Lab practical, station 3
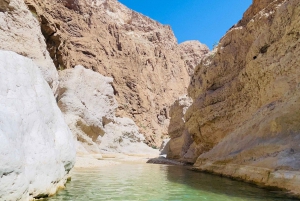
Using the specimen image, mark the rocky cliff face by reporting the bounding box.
[57,65,158,155]
[0,50,76,201]
[172,0,300,195]
[24,0,208,145]
[0,1,76,200]
[0,0,58,92]
[166,95,195,163]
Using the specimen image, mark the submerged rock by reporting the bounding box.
[0,50,76,201]
[147,156,187,166]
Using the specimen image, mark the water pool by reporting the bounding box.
[45,163,298,201]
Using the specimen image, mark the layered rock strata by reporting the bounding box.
[0,0,58,91]
[25,0,208,145]
[57,65,158,155]
[174,0,300,195]
[0,50,76,201]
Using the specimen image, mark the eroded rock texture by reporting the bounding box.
[58,66,157,155]
[179,41,209,76]
[167,95,195,163]
[0,0,58,91]
[0,0,9,11]
[0,50,75,201]
[182,0,300,194]
[25,0,208,145]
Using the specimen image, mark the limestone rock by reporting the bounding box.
[0,0,58,92]
[24,0,208,146]
[100,117,157,154]
[167,95,194,162]
[0,50,76,201]
[57,66,157,155]
[182,0,300,194]
[179,41,209,75]
[58,65,117,153]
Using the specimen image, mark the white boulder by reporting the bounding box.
[57,66,157,155]
[0,50,76,201]
[100,117,156,154]
[57,65,117,154]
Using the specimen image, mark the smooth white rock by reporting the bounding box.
[0,50,76,201]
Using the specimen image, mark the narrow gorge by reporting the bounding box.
[0,0,300,200]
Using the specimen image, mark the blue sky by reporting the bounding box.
[118,0,252,49]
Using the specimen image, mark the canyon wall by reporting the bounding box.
[24,0,208,146]
[167,95,195,163]
[0,1,76,200]
[0,50,76,201]
[168,0,300,195]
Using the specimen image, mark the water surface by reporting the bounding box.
[45,163,299,201]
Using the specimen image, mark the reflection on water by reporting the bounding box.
[45,163,299,201]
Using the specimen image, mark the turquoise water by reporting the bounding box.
[45,163,298,201]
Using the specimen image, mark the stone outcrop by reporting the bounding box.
[167,95,195,163]
[24,0,208,146]
[0,0,58,91]
[57,65,117,154]
[57,65,158,155]
[179,41,209,76]
[100,117,156,154]
[0,50,76,201]
[172,0,300,195]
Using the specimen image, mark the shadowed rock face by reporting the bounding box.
[60,0,79,10]
[173,0,300,195]
[0,0,10,12]
[167,95,195,163]
[25,0,208,146]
